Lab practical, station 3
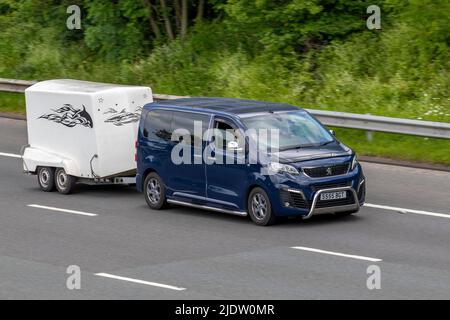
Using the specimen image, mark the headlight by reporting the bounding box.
[268,162,300,175]
[351,154,358,170]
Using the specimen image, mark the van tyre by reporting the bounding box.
[144,172,167,210]
[37,167,55,192]
[248,187,277,226]
[55,168,77,194]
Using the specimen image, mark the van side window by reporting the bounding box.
[144,110,172,141]
[172,111,210,146]
[213,119,243,151]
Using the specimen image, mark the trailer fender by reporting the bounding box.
[22,147,81,177]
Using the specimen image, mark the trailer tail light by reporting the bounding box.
[135,140,138,161]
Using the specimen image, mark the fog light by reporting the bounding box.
[284,202,290,207]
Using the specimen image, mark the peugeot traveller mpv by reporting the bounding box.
[136,98,365,226]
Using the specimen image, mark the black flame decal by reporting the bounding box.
[39,104,93,128]
[104,106,142,126]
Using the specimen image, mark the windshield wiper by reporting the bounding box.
[317,140,334,147]
[279,144,312,151]
[280,140,333,151]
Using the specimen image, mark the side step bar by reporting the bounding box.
[167,199,248,217]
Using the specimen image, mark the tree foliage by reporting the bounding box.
[81,0,214,60]
[0,0,448,123]
[222,0,375,54]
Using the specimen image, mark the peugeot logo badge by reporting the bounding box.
[326,167,333,176]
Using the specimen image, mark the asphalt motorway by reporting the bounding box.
[0,117,449,299]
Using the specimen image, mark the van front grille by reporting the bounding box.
[311,181,351,192]
[303,163,350,178]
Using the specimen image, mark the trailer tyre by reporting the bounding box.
[55,168,77,195]
[144,172,167,210]
[37,167,55,192]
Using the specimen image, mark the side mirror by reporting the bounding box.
[329,129,336,136]
[227,140,243,152]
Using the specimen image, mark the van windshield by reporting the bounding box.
[240,110,334,151]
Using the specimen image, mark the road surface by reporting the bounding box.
[0,117,449,299]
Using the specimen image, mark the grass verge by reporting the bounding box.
[0,92,25,114]
[334,128,450,166]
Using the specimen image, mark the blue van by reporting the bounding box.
[136,98,365,226]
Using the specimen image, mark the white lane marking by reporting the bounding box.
[291,246,382,262]
[95,273,186,291]
[27,204,98,217]
[364,203,450,219]
[0,152,21,158]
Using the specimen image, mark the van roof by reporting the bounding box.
[152,97,300,115]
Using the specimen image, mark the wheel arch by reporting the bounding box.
[141,167,158,189]
[245,183,269,211]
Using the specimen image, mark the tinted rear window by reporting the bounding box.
[144,110,210,144]
[144,110,172,141]
[172,111,210,146]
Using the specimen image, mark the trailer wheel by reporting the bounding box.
[37,167,55,192]
[144,172,167,210]
[55,168,77,194]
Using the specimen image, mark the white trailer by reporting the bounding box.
[22,79,153,194]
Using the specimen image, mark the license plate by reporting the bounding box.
[320,191,347,201]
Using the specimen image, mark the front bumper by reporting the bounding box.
[267,171,366,218]
[302,186,359,219]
